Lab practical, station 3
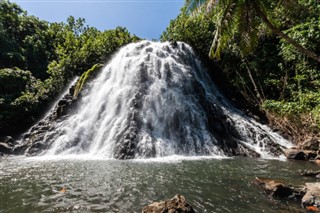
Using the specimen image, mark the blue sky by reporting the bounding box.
[11,0,185,40]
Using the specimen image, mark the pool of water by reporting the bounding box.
[0,156,317,213]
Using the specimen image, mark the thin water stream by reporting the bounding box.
[0,156,316,212]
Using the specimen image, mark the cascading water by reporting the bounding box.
[22,41,291,159]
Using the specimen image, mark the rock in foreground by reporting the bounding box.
[254,177,304,200]
[255,177,320,211]
[302,183,320,208]
[142,194,195,213]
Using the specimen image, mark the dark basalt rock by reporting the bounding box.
[300,170,320,178]
[142,194,195,213]
[254,177,320,211]
[14,83,79,156]
[0,136,15,155]
[0,142,12,154]
[284,148,317,161]
[254,177,305,201]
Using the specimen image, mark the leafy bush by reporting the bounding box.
[161,6,215,57]
[0,1,139,135]
[162,0,320,143]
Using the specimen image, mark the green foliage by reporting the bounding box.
[0,68,46,134]
[54,26,139,82]
[73,63,104,98]
[0,1,139,135]
[0,68,33,101]
[164,0,320,142]
[161,6,215,57]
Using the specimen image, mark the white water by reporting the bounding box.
[38,41,290,159]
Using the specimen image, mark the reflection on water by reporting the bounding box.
[0,156,316,212]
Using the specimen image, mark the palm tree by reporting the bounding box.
[187,0,320,62]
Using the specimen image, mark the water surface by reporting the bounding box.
[0,156,315,212]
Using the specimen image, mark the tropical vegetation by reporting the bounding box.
[0,1,139,135]
[1,0,320,145]
[162,0,320,143]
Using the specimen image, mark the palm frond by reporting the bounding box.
[186,0,207,14]
[237,1,260,54]
[209,0,237,59]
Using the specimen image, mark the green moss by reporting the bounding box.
[73,63,104,98]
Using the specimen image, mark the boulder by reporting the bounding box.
[300,170,320,178]
[302,183,320,209]
[254,177,305,200]
[283,148,317,161]
[142,194,195,213]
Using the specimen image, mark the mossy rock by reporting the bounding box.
[73,64,104,98]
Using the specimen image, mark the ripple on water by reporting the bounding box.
[0,156,317,212]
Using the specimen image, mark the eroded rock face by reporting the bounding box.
[142,194,195,213]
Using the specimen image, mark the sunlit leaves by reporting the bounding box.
[0,1,139,134]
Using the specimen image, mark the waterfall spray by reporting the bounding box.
[22,41,291,159]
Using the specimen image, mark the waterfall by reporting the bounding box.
[23,41,291,159]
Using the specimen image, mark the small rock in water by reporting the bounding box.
[254,177,320,211]
[300,170,320,178]
[254,177,305,200]
[142,194,195,213]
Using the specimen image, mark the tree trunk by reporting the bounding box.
[243,59,264,105]
[252,2,320,63]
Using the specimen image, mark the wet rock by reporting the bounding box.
[1,136,14,144]
[142,194,195,213]
[25,140,46,156]
[0,136,15,154]
[169,39,178,48]
[0,142,13,154]
[284,148,317,160]
[254,177,305,200]
[302,183,320,209]
[300,170,320,178]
